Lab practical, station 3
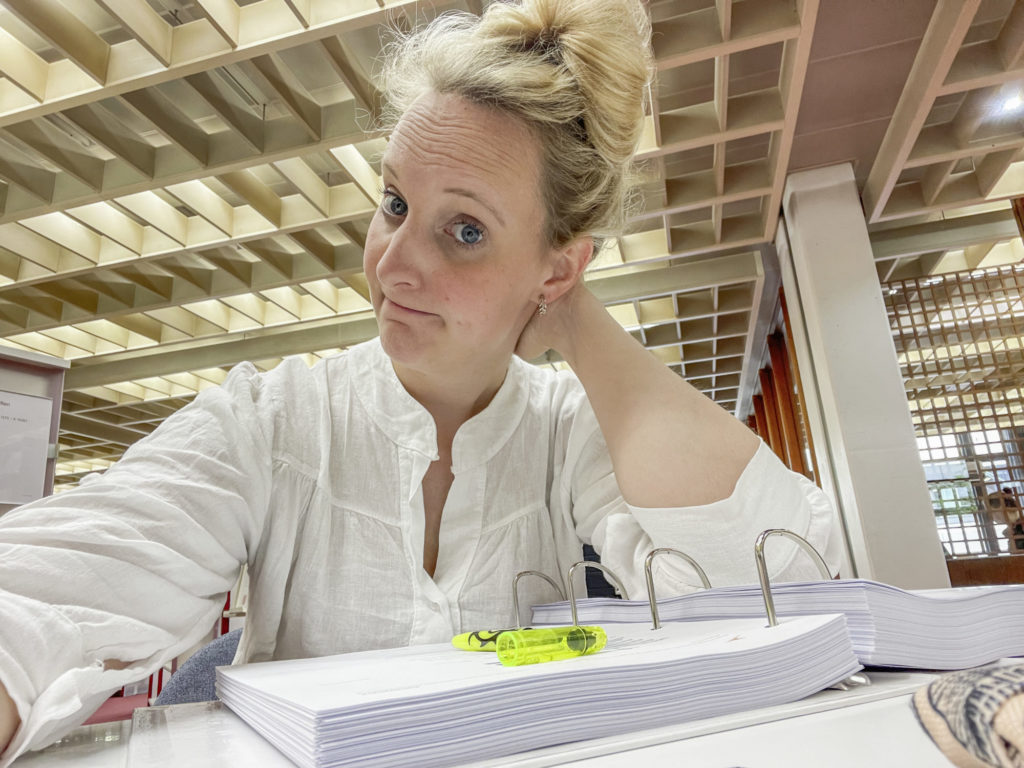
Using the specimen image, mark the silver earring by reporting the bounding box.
[538,295,548,316]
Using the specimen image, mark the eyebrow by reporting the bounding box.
[443,187,506,228]
[381,161,506,228]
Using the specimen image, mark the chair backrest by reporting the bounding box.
[154,629,243,706]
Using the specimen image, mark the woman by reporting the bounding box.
[0,0,840,761]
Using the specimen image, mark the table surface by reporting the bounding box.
[11,720,129,768]
[10,671,953,768]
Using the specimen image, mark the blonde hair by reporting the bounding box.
[379,0,652,248]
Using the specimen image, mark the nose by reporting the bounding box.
[373,218,422,292]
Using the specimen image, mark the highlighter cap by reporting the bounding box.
[495,626,606,667]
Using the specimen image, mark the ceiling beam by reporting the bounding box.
[94,0,174,66]
[587,252,761,304]
[761,0,819,244]
[58,412,148,446]
[183,71,265,153]
[0,184,375,311]
[3,0,111,84]
[941,2,1024,94]
[652,0,800,70]
[193,0,241,48]
[869,209,1019,261]
[62,102,158,178]
[64,314,379,389]
[0,104,370,224]
[861,0,981,223]
[0,26,49,102]
[644,89,785,160]
[0,0,454,128]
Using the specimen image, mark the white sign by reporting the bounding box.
[0,390,53,504]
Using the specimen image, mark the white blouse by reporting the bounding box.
[0,338,841,763]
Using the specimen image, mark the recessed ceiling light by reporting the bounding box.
[1001,94,1023,113]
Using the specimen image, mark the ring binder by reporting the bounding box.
[754,529,870,690]
[512,570,566,629]
[218,602,862,768]
[567,560,629,626]
[643,547,711,630]
[754,528,831,627]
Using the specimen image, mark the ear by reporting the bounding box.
[541,236,593,303]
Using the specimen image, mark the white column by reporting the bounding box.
[777,163,949,589]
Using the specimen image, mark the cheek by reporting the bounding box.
[445,273,527,330]
[437,284,477,322]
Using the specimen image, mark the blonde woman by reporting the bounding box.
[0,0,840,761]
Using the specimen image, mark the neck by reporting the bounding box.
[393,357,510,437]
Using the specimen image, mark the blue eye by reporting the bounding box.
[381,191,408,217]
[452,222,484,246]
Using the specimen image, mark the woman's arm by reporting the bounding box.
[0,359,286,762]
[525,282,759,508]
[0,679,18,757]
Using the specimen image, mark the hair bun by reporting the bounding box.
[480,0,652,166]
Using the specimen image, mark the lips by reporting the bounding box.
[383,296,433,317]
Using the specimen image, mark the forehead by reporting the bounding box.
[384,92,542,201]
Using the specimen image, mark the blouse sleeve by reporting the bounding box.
[0,360,283,766]
[563,395,842,602]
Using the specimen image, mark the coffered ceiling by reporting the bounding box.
[0,0,1020,488]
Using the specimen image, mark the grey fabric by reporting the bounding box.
[154,630,242,706]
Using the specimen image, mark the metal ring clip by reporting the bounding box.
[754,528,831,627]
[644,547,712,630]
[566,561,629,626]
[755,530,870,690]
[512,570,566,629]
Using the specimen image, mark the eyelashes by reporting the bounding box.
[447,221,484,246]
[380,189,408,217]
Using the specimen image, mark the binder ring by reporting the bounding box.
[512,570,566,629]
[755,531,870,690]
[754,528,831,627]
[567,561,629,626]
[644,547,712,630]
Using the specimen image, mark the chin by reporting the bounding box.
[377,326,429,368]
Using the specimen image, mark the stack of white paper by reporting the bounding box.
[531,580,1024,669]
[217,614,860,768]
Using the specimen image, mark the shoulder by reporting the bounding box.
[199,342,371,424]
[507,358,598,430]
[236,338,382,392]
[214,355,321,407]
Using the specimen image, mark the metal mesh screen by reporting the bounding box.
[884,263,1024,557]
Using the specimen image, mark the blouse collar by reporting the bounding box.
[348,338,531,472]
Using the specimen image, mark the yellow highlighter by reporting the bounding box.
[495,625,606,667]
[451,629,515,651]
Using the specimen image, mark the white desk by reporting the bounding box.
[502,695,947,767]
[10,720,129,768]
[468,671,950,768]
[11,672,953,767]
